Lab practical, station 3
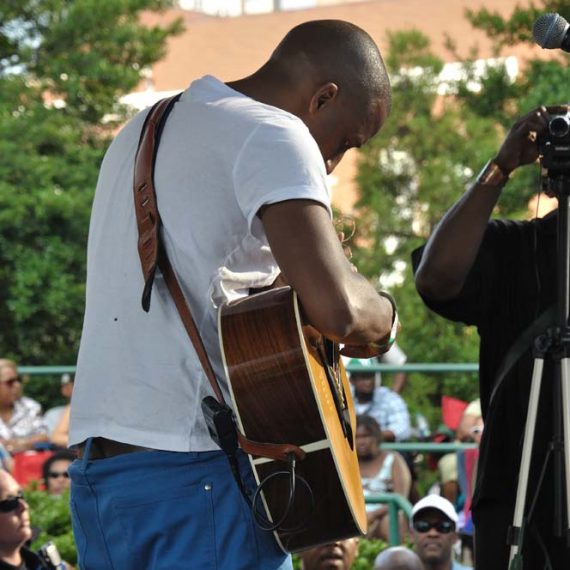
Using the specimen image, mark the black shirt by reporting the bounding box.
[412,212,559,508]
[0,547,47,570]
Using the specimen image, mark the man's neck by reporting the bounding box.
[226,67,299,116]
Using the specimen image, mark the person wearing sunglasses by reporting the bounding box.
[0,359,49,456]
[0,470,72,569]
[0,469,37,569]
[410,495,472,570]
[41,451,75,497]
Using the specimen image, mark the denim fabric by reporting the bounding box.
[69,443,292,570]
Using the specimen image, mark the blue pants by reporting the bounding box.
[69,441,292,570]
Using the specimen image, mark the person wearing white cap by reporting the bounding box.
[410,495,472,570]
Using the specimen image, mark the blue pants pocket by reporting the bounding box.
[112,482,216,570]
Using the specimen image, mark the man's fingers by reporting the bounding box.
[545,104,570,116]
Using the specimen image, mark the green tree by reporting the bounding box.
[26,487,77,564]
[353,29,490,423]
[352,1,569,426]
[0,1,182,365]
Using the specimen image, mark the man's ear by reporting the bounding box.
[309,82,339,114]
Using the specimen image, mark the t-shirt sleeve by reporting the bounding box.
[232,119,332,240]
[411,219,523,327]
[380,342,407,365]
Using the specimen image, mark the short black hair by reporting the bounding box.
[272,19,391,109]
[356,414,383,442]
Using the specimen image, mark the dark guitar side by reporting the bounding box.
[218,286,366,552]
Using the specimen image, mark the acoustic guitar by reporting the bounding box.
[218,286,367,552]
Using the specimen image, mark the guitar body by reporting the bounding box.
[218,286,366,552]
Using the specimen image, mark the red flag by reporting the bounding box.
[441,395,468,430]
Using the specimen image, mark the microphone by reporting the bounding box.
[533,13,570,52]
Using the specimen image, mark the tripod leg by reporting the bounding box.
[561,357,570,542]
[509,357,545,566]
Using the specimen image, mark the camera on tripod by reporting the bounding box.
[538,109,570,177]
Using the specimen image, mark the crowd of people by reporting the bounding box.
[298,494,471,569]
[347,351,480,569]
[0,359,73,456]
[0,359,76,568]
[0,354,480,569]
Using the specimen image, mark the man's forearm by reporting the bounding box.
[391,372,407,393]
[415,169,503,301]
[416,105,554,301]
[5,433,48,454]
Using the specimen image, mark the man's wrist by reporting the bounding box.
[368,291,399,353]
[475,159,510,188]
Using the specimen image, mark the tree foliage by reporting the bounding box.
[0,1,182,365]
[352,1,570,425]
[26,486,77,564]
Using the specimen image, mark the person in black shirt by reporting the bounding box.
[0,548,47,570]
[0,470,46,570]
[0,470,69,570]
[413,104,570,569]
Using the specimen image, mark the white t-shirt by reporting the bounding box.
[69,76,331,451]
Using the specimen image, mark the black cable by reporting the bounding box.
[225,448,316,534]
[516,443,554,570]
[525,444,552,524]
[252,464,295,531]
[251,454,315,533]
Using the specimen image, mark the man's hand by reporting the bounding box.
[495,105,569,175]
[342,292,399,358]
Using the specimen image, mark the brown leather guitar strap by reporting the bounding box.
[133,95,305,464]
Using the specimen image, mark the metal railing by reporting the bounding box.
[19,366,76,375]
[382,442,477,452]
[18,362,480,377]
[347,362,479,373]
[365,492,413,545]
